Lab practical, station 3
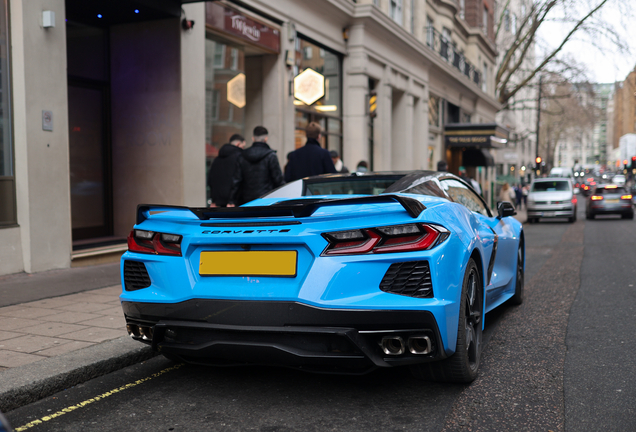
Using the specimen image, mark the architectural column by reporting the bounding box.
[391,91,412,170]
[375,66,393,170]
[180,2,206,207]
[343,70,369,172]
[10,0,71,273]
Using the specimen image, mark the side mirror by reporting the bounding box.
[497,201,516,219]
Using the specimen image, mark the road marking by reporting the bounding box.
[15,363,184,431]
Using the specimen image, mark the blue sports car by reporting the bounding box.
[120,171,524,383]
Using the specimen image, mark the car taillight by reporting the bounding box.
[571,197,577,204]
[322,223,449,256]
[127,230,182,256]
[621,194,633,200]
[591,195,603,201]
[583,185,589,190]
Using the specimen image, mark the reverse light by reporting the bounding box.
[591,195,603,201]
[128,230,182,256]
[322,223,449,256]
[621,194,633,200]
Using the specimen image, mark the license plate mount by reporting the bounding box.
[199,251,297,277]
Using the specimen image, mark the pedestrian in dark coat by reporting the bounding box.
[284,122,337,182]
[207,134,245,207]
[228,126,284,206]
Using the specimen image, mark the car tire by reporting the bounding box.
[411,258,482,383]
[622,213,634,220]
[509,242,524,306]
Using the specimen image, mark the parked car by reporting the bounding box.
[526,177,577,223]
[120,171,524,383]
[586,185,634,219]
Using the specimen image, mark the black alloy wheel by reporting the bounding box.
[411,258,482,383]
[510,242,524,305]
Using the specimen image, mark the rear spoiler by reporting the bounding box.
[136,195,425,224]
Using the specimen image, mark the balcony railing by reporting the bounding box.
[425,26,481,88]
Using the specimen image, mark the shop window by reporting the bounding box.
[230,48,239,70]
[213,44,226,68]
[426,16,434,46]
[390,0,403,26]
[205,38,246,202]
[293,37,343,156]
[0,0,15,226]
[428,95,440,128]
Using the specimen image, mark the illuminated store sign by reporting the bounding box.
[293,68,325,106]
[227,73,246,108]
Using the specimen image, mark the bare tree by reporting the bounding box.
[495,0,629,109]
[538,74,599,170]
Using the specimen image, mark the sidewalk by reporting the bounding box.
[0,264,154,412]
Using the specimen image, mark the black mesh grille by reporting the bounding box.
[379,261,433,298]
[124,260,151,291]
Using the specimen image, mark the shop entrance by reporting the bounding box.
[66,23,113,243]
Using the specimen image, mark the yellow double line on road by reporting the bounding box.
[15,363,184,431]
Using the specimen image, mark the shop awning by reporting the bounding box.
[444,123,509,149]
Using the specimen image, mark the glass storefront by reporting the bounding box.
[0,0,14,225]
[293,37,342,156]
[205,38,246,202]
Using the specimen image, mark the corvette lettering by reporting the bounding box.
[202,229,291,234]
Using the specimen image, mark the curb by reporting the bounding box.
[0,336,156,413]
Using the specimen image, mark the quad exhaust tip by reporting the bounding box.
[408,335,432,355]
[380,335,432,356]
[380,336,405,355]
[126,324,153,341]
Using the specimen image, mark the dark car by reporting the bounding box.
[586,185,634,219]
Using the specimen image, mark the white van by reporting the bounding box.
[549,167,574,178]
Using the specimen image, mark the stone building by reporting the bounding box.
[0,0,502,276]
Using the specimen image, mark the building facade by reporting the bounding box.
[0,0,501,276]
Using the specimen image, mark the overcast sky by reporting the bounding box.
[537,0,635,84]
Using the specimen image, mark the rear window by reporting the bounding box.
[305,178,399,196]
[531,181,570,192]
[594,187,627,195]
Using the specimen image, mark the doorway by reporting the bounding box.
[67,22,113,242]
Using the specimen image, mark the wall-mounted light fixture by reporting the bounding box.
[42,10,55,28]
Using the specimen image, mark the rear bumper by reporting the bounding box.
[122,299,445,373]
[588,203,633,216]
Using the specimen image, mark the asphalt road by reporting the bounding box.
[6,206,636,432]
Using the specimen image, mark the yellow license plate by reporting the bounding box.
[605,199,619,204]
[199,251,297,277]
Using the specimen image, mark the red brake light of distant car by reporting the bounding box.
[590,182,596,186]
[128,230,182,256]
[587,177,594,182]
[591,195,603,201]
[621,194,633,200]
[583,185,589,190]
[322,223,449,256]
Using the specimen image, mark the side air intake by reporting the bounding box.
[123,260,151,291]
[379,261,433,298]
